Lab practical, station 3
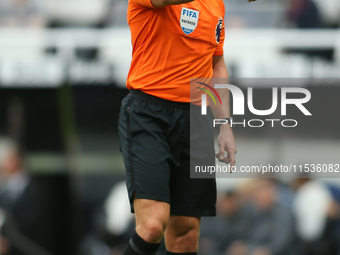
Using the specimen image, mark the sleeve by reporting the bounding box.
[130,0,157,8]
[213,8,225,56]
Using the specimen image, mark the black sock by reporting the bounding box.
[123,231,161,255]
[166,252,197,255]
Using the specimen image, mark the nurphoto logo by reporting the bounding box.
[197,82,312,128]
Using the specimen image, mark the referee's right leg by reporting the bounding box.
[118,95,170,255]
[122,199,169,255]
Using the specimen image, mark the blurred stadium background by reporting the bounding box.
[0,0,340,255]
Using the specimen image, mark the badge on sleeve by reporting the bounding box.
[180,7,199,35]
[215,18,223,43]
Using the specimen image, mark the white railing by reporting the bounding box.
[0,28,340,87]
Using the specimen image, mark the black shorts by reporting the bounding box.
[118,89,216,217]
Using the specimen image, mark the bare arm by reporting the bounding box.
[210,55,230,119]
[209,55,237,167]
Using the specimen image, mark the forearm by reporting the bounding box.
[209,56,230,119]
[210,55,237,166]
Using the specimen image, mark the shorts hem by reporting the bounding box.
[130,192,170,213]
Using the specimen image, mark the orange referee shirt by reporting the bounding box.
[126,0,225,102]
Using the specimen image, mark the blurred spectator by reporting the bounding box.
[292,178,340,255]
[275,180,295,208]
[286,0,321,28]
[200,190,252,255]
[228,179,297,255]
[0,138,51,255]
[284,0,334,60]
[0,0,46,28]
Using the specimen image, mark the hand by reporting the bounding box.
[215,124,237,168]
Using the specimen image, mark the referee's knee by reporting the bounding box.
[136,219,167,243]
[178,228,199,251]
[165,227,200,252]
[134,199,170,243]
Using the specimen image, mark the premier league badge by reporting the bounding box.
[180,7,199,35]
[215,18,223,43]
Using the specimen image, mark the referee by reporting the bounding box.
[118,0,254,253]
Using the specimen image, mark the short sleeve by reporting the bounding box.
[130,0,157,8]
[213,8,225,56]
